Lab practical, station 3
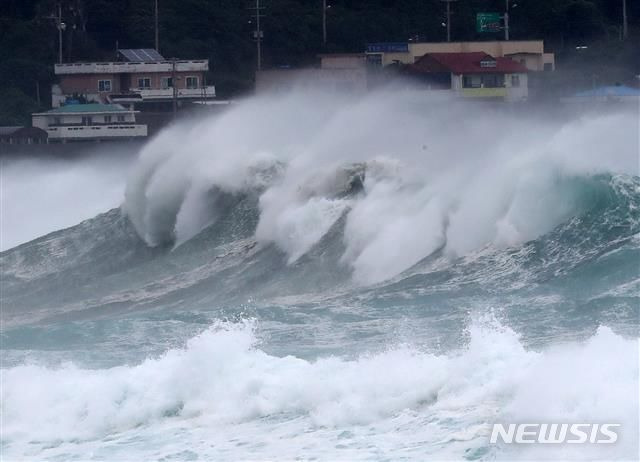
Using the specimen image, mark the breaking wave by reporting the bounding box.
[2,319,638,461]
[124,91,638,284]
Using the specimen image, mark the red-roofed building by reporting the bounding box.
[407,52,529,102]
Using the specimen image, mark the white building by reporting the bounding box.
[32,104,147,142]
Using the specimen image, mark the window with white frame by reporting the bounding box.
[98,80,112,92]
[186,76,198,89]
[104,115,112,123]
[117,115,126,122]
[511,75,520,88]
[137,77,151,89]
[161,77,173,89]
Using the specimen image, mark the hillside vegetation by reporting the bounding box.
[1,0,638,124]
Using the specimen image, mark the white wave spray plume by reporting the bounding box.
[124,89,638,284]
[1,150,136,251]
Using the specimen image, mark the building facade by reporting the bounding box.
[52,49,216,111]
[32,104,147,142]
[366,40,554,72]
[407,52,529,102]
[255,54,369,94]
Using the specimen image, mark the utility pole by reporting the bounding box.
[249,0,265,71]
[622,0,628,39]
[322,0,327,46]
[504,0,510,41]
[172,58,177,118]
[58,3,63,63]
[441,0,456,42]
[46,4,66,64]
[155,0,159,52]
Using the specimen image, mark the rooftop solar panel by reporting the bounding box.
[118,49,165,62]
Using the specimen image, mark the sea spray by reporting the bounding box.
[124,91,638,284]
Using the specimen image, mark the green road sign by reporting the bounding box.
[477,13,502,33]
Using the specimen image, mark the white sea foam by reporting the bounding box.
[2,319,637,460]
[123,91,638,284]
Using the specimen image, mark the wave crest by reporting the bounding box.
[123,91,638,284]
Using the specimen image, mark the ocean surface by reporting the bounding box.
[1,91,639,461]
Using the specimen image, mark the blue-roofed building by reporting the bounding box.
[32,103,147,142]
[562,85,640,104]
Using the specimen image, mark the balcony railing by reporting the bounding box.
[128,86,217,99]
[46,124,147,139]
[54,60,208,75]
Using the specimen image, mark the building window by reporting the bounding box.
[105,115,112,123]
[53,116,62,125]
[511,75,520,88]
[161,77,173,89]
[137,78,151,89]
[463,75,481,88]
[483,74,504,88]
[98,80,112,92]
[463,74,504,89]
[366,54,382,67]
[117,115,126,122]
[82,116,93,125]
[186,76,199,89]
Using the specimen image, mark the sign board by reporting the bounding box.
[476,13,502,33]
[366,43,409,53]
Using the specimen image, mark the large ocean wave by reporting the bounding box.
[124,91,637,284]
[1,90,638,461]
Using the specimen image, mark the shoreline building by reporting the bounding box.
[561,85,640,105]
[32,104,147,143]
[406,52,529,102]
[52,49,216,112]
[365,40,554,72]
[256,54,369,94]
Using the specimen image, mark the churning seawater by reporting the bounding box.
[1,91,639,461]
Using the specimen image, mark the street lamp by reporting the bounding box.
[504,0,518,40]
[57,21,67,64]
